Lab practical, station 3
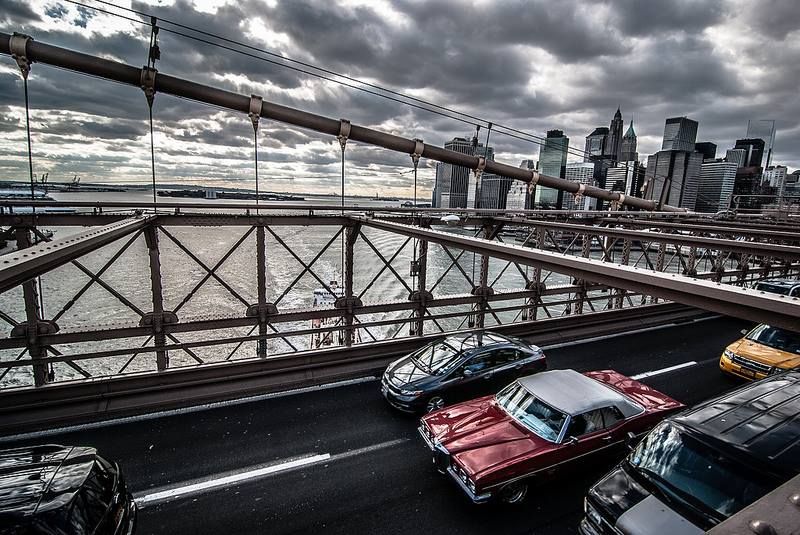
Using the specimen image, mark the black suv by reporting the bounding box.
[580,371,800,534]
[0,444,136,534]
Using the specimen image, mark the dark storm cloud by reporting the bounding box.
[1,0,799,188]
[747,0,800,40]
[608,0,727,36]
[0,0,42,24]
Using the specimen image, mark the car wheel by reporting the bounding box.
[426,396,445,413]
[498,481,528,504]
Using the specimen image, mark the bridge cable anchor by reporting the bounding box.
[9,33,33,79]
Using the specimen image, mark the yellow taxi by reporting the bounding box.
[720,324,800,381]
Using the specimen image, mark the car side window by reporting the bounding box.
[566,409,605,437]
[493,348,520,364]
[599,406,625,428]
[463,352,494,375]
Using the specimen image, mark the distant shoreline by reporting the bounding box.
[0,180,416,201]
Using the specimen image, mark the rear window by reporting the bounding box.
[755,282,792,295]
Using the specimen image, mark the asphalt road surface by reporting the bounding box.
[2,316,752,534]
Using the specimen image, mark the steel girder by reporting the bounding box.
[492,218,800,260]
[360,218,800,331]
[0,216,153,293]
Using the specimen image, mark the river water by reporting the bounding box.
[1,190,579,387]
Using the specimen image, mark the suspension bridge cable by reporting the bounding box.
[55,0,712,206]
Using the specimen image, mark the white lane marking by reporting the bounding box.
[0,376,378,443]
[134,438,408,508]
[631,361,698,380]
[540,315,718,350]
[135,454,330,508]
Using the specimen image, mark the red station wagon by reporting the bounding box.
[419,369,684,504]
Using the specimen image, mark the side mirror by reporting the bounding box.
[741,329,748,336]
[565,436,579,446]
[626,431,637,451]
[463,368,474,377]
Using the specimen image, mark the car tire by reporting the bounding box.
[498,481,528,504]
[426,396,445,413]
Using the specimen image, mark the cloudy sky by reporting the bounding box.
[1,0,798,197]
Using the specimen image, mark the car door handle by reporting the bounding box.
[514,363,523,370]
[483,373,493,380]
[601,435,613,442]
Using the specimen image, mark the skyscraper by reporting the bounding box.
[432,136,494,209]
[725,148,747,168]
[506,160,536,210]
[733,138,765,168]
[537,130,569,208]
[697,160,738,213]
[694,142,717,161]
[564,162,595,210]
[584,127,609,161]
[661,117,699,151]
[606,161,646,198]
[746,120,776,168]
[646,117,702,210]
[466,143,495,208]
[605,107,624,161]
[620,120,638,162]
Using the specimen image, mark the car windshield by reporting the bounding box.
[746,324,800,354]
[409,341,459,375]
[495,382,567,442]
[629,422,775,520]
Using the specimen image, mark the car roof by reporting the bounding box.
[517,369,631,416]
[673,371,800,475]
[442,332,516,353]
[755,279,800,290]
[0,444,96,519]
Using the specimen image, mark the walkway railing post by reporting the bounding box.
[14,228,48,386]
[144,225,168,370]
[614,238,632,309]
[414,226,429,337]
[256,225,268,358]
[342,223,360,346]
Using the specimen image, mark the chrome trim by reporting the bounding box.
[417,424,435,451]
[731,354,771,374]
[446,466,492,503]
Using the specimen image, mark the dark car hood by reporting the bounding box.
[430,397,554,478]
[0,445,97,519]
[385,356,432,387]
[589,464,706,534]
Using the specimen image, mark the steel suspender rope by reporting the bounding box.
[249,94,263,213]
[143,18,160,207]
[11,32,54,382]
[337,119,350,312]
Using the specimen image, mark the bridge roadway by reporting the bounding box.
[1,317,751,534]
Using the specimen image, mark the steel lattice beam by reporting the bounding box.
[360,218,800,331]
[0,216,153,293]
